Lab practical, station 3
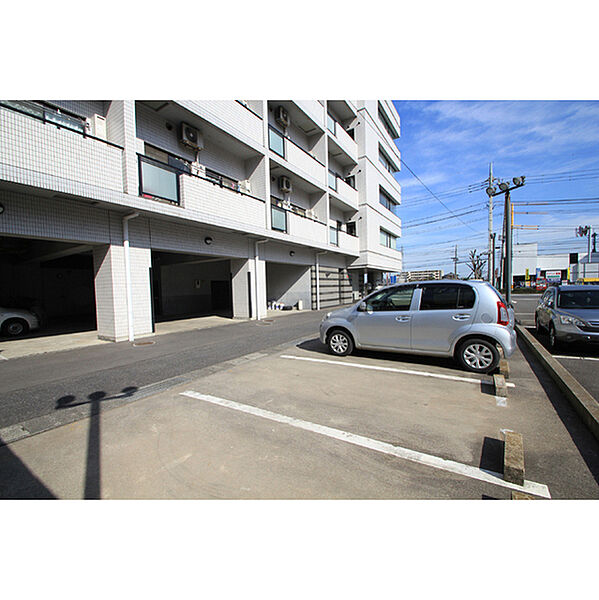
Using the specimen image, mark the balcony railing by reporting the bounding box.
[294,100,325,130]
[176,100,263,146]
[271,205,287,232]
[329,226,339,246]
[270,197,327,243]
[269,126,326,185]
[138,155,181,204]
[180,171,266,229]
[338,230,359,254]
[0,102,124,195]
[330,176,359,211]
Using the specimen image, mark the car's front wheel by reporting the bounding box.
[327,329,354,357]
[456,338,500,374]
[1,318,29,338]
[535,314,544,334]
[548,323,561,352]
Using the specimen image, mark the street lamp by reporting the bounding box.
[486,176,525,304]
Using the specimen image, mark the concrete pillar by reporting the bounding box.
[231,253,267,320]
[105,101,138,195]
[92,214,152,342]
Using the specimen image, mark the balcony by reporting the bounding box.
[0,102,124,199]
[269,127,326,187]
[338,230,359,255]
[292,101,325,131]
[175,100,263,148]
[179,170,266,230]
[327,120,358,165]
[271,200,327,245]
[329,175,358,212]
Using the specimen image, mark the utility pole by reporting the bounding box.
[453,245,458,278]
[490,232,496,287]
[487,163,494,281]
[487,175,526,304]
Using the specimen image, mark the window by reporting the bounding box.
[420,285,475,311]
[145,143,191,174]
[378,102,398,139]
[328,170,337,191]
[557,290,599,309]
[379,147,397,173]
[271,205,287,232]
[327,113,337,134]
[269,127,285,158]
[330,226,339,246]
[139,156,180,204]
[380,228,398,249]
[344,175,356,189]
[366,286,414,312]
[346,222,356,237]
[379,187,399,215]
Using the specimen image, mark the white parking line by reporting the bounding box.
[181,390,549,498]
[279,354,516,388]
[553,355,599,362]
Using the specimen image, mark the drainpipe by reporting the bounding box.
[315,251,328,310]
[254,239,268,320]
[122,212,139,342]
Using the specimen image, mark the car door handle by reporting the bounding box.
[395,316,411,322]
[452,314,471,321]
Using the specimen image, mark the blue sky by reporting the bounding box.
[391,101,599,277]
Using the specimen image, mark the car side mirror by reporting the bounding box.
[358,302,368,312]
[547,300,554,308]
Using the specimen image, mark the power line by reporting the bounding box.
[400,158,480,232]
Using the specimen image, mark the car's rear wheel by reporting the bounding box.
[456,338,499,374]
[1,318,29,338]
[327,329,354,357]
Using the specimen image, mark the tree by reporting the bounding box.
[466,250,486,280]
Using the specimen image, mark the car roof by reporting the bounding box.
[557,285,599,291]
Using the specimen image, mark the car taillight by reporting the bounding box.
[497,301,509,326]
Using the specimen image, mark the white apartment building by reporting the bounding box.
[0,100,402,342]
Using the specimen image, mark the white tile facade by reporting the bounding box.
[0,99,401,339]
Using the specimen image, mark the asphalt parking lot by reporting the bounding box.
[513,294,599,402]
[2,330,598,499]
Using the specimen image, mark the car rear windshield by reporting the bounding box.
[557,290,599,309]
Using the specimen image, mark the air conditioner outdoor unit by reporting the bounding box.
[275,105,290,129]
[91,114,107,139]
[238,179,252,194]
[279,175,292,193]
[180,122,204,150]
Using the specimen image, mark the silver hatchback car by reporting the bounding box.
[534,284,599,350]
[319,280,516,373]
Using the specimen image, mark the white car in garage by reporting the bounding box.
[0,306,40,337]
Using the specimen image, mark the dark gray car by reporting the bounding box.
[535,284,599,350]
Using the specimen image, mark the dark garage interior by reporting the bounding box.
[151,251,232,322]
[0,235,96,338]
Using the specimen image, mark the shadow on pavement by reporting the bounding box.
[0,434,56,499]
[517,337,599,487]
[55,386,138,500]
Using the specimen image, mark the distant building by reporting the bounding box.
[399,269,442,282]
[512,243,570,286]
[570,251,599,283]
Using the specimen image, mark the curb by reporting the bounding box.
[503,430,524,486]
[516,323,599,443]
